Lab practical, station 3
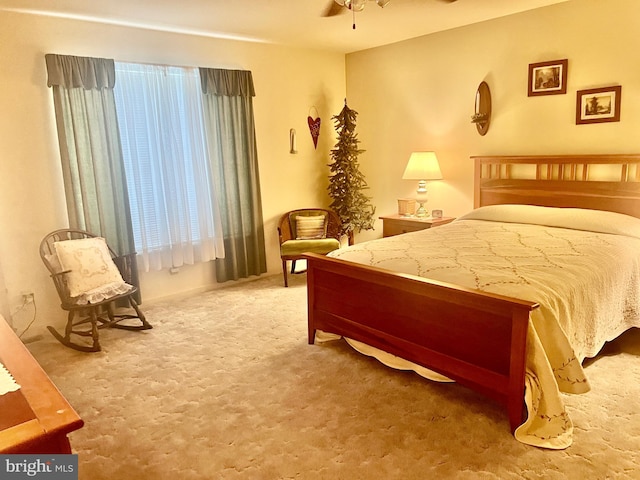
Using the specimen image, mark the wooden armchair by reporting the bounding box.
[39,229,152,352]
[277,209,342,287]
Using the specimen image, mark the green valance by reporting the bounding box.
[199,68,255,97]
[45,54,115,89]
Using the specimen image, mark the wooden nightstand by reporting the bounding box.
[379,215,455,237]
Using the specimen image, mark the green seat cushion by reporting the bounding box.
[280,238,340,256]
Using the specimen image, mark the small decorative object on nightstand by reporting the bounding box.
[397,198,416,216]
[379,214,455,238]
[402,151,443,217]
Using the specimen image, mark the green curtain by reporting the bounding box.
[45,54,140,298]
[199,68,267,282]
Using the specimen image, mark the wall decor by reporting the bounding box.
[471,81,491,136]
[576,85,622,125]
[527,59,568,96]
[307,107,321,149]
[289,128,297,154]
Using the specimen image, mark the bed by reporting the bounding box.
[304,154,640,449]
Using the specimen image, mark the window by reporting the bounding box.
[114,62,224,271]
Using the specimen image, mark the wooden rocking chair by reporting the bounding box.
[39,229,152,352]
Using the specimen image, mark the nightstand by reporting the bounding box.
[379,215,455,237]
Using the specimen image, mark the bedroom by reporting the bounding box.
[1,0,638,320]
[1,0,639,477]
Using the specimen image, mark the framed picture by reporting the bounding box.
[576,86,622,125]
[527,59,568,96]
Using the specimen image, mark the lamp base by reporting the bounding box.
[415,202,428,218]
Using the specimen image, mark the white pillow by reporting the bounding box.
[458,204,640,239]
[295,215,327,240]
[54,237,126,299]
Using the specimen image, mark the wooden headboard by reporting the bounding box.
[473,154,640,219]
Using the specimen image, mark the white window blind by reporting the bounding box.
[114,62,224,272]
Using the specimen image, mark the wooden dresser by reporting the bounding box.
[0,316,83,453]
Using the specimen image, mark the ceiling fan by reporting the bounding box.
[322,0,458,18]
[322,0,388,17]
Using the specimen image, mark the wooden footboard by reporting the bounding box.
[305,253,539,432]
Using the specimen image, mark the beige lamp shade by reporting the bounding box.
[402,151,443,181]
[402,151,442,218]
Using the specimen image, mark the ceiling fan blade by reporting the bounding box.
[322,1,346,17]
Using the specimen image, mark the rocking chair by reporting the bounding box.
[39,229,152,352]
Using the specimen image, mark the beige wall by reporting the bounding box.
[346,0,640,243]
[0,10,345,329]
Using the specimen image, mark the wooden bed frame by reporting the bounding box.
[305,154,640,433]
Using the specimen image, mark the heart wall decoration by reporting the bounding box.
[307,114,321,149]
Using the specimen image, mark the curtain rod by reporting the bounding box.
[114,59,246,72]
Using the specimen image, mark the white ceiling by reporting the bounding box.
[1,0,568,54]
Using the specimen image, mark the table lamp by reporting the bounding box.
[402,151,443,217]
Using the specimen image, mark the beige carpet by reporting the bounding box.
[27,273,640,480]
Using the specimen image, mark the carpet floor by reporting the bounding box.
[27,273,640,479]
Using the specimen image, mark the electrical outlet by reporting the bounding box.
[21,292,35,304]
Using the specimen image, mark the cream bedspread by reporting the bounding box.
[324,205,640,449]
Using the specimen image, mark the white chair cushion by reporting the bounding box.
[54,237,129,303]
